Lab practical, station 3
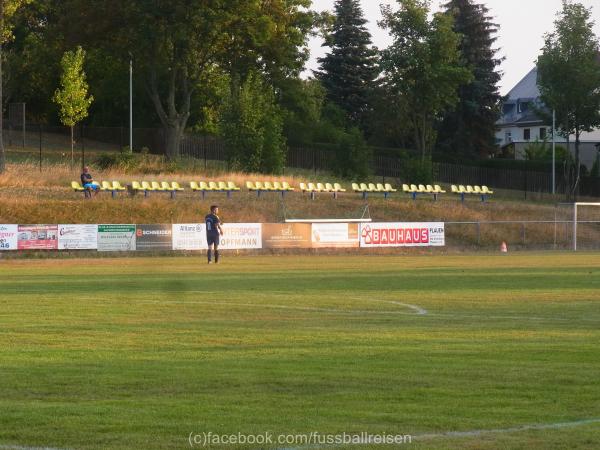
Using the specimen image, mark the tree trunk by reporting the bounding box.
[0,0,5,174]
[70,125,74,170]
[146,67,192,161]
[164,123,183,161]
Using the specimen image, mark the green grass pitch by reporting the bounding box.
[1,254,599,450]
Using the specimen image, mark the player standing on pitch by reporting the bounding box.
[205,205,224,264]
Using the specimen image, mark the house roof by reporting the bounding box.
[505,68,540,101]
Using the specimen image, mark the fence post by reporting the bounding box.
[39,124,42,172]
[476,222,481,245]
[80,125,85,168]
[203,135,207,170]
[521,223,526,245]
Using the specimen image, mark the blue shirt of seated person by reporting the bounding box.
[80,167,99,190]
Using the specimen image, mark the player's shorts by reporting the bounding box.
[83,183,99,190]
[207,233,220,246]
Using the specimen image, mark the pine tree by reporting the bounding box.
[436,0,502,159]
[316,0,378,131]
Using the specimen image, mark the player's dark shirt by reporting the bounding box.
[205,214,221,235]
[81,172,92,185]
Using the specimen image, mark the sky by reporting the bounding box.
[305,0,600,95]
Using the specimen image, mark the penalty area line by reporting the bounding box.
[137,300,427,316]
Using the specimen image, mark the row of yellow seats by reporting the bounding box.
[352,183,397,193]
[131,181,184,192]
[190,181,240,191]
[402,184,446,194]
[300,182,346,193]
[71,180,127,191]
[451,185,494,195]
[246,181,294,191]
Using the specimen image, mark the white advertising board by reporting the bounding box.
[58,224,98,249]
[0,224,18,250]
[172,223,261,250]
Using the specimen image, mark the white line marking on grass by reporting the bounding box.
[0,445,70,450]
[413,417,600,441]
[278,418,600,450]
[138,300,427,316]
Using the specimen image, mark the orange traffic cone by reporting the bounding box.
[500,241,508,253]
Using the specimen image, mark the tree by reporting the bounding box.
[437,0,502,159]
[379,0,472,161]
[537,1,600,199]
[52,46,93,169]
[316,0,378,130]
[112,0,312,160]
[0,0,29,174]
[219,72,286,174]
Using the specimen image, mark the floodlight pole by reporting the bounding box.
[129,54,133,151]
[552,109,556,195]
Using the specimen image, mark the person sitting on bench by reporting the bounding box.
[80,166,99,196]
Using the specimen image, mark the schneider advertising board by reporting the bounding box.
[360,222,445,247]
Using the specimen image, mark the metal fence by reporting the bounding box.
[4,123,600,198]
[444,220,600,250]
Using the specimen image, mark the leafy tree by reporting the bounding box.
[379,0,472,162]
[334,126,372,179]
[437,0,502,158]
[219,72,286,174]
[52,46,93,169]
[537,1,600,199]
[0,0,30,173]
[316,0,378,130]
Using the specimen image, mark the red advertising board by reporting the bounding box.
[17,225,59,250]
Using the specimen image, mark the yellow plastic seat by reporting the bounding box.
[282,181,295,191]
[410,184,419,193]
[308,182,320,192]
[360,183,370,192]
[190,181,201,191]
[227,181,240,191]
[299,182,308,192]
[333,183,346,192]
[141,181,155,191]
[171,181,184,191]
[352,182,361,192]
[112,181,127,191]
[367,183,377,192]
[100,181,112,191]
[132,181,143,191]
[384,183,397,193]
[263,181,275,190]
[272,181,283,191]
[325,183,334,192]
[246,181,256,191]
[160,181,173,191]
[458,185,468,193]
[218,181,228,191]
[466,185,475,194]
[375,183,385,192]
[253,181,264,190]
[150,181,164,191]
[434,184,446,194]
[474,185,483,194]
[208,181,219,190]
[451,185,459,193]
[317,182,327,192]
[417,184,427,193]
[71,181,85,191]
[482,185,494,194]
[403,184,411,193]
